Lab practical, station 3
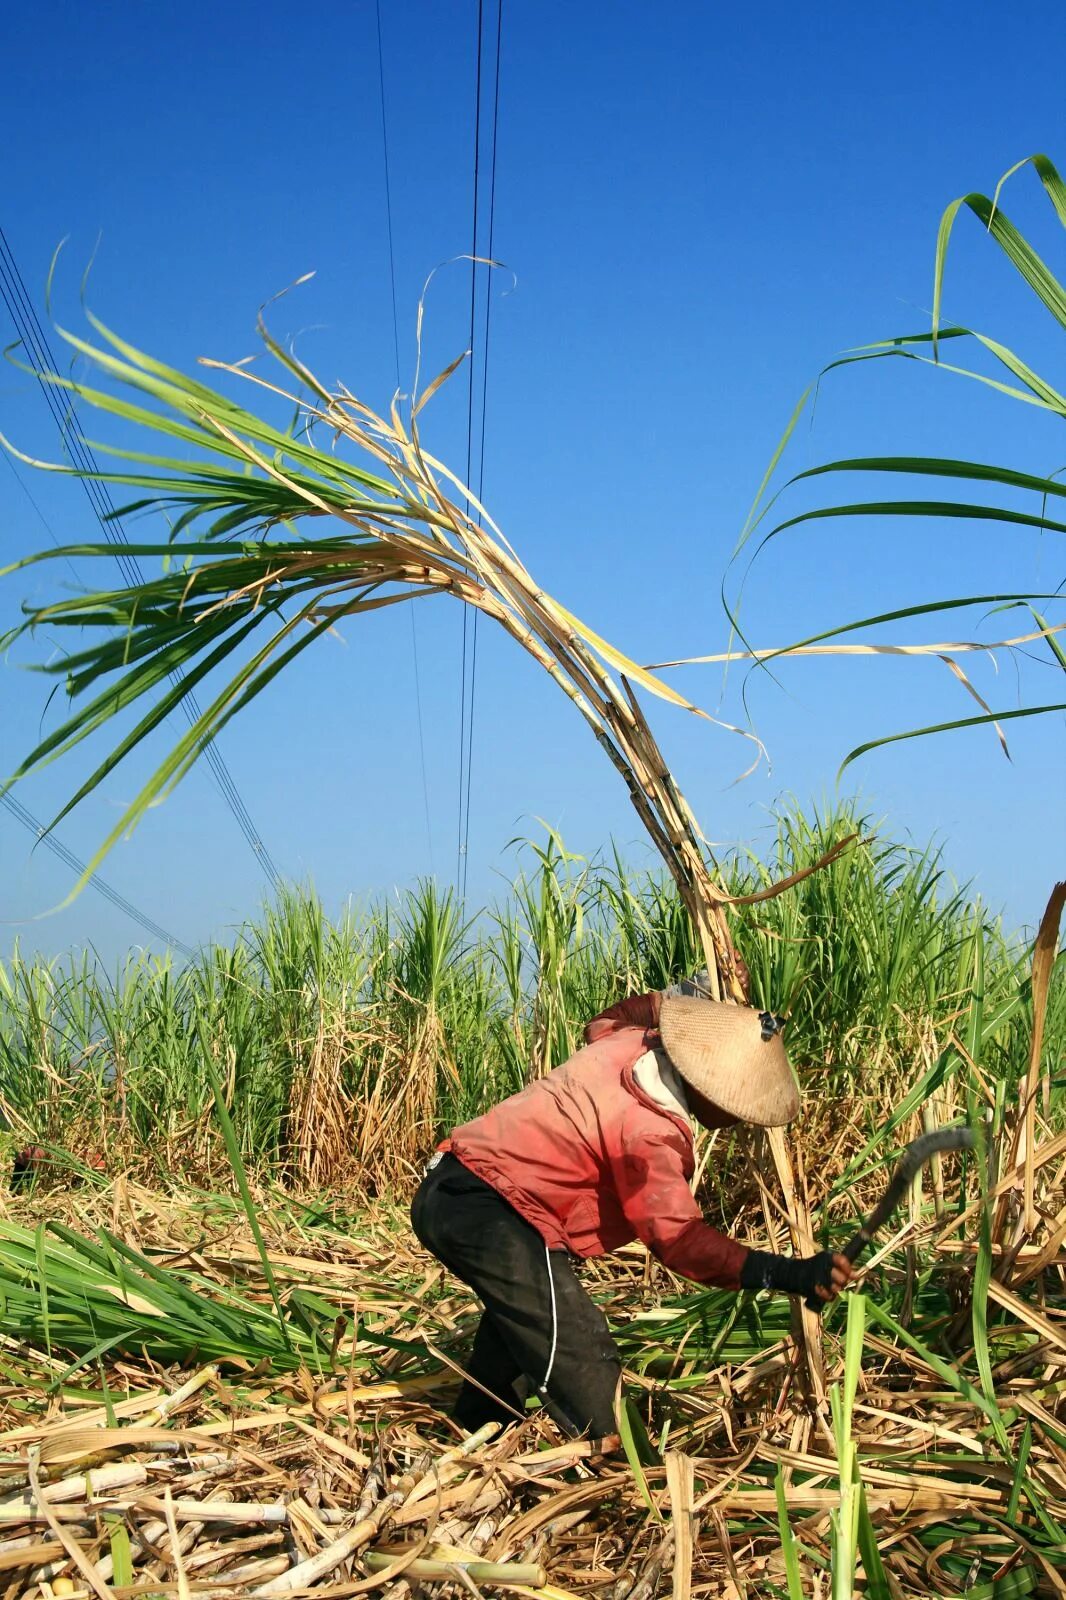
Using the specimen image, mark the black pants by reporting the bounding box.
[411,1153,621,1437]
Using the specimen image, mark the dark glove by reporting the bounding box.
[665,957,751,1003]
[664,968,711,1000]
[740,1248,835,1309]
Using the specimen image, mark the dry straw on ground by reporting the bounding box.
[0,1124,1063,1600]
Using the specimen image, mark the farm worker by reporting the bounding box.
[411,974,853,1439]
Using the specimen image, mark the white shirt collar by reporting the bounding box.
[632,1047,693,1131]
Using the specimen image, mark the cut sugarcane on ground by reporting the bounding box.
[0,1111,1062,1600]
[0,837,1063,1595]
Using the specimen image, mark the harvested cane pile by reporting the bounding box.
[0,1170,1062,1600]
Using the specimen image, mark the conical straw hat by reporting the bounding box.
[658,995,800,1127]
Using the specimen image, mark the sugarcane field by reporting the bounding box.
[1,7,1064,1600]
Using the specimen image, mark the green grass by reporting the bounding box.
[0,800,1061,1600]
[0,799,1060,1194]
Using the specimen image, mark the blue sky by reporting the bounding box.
[2,0,1064,964]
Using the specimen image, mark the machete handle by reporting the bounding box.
[802,1126,974,1315]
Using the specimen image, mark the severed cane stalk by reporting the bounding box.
[0,301,770,999]
[1,295,849,1382]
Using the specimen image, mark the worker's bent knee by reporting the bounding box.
[542,1352,621,1439]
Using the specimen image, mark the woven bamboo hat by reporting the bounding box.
[658,996,800,1127]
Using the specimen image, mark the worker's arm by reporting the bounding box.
[610,1131,852,1301]
[609,1129,749,1289]
[584,991,662,1045]
[665,957,752,1003]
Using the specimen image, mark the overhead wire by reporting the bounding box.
[0,232,282,887]
[375,0,435,871]
[2,446,80,584]
[0,228,283,892]
[456,0,503,901]
[1,791,194,958]
[375,0,403,394]
[1,274,197,954]
[456,0,485,895]
[3,450,195,952]
[461,0,503,897]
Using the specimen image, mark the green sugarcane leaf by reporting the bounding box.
[839,704,1066,777]
[823,336,1066,414]
[964,937,1012,1458]
[35,1223,52,1360]
[829,326,1066,414]
[106,1517,133,1588]
[39,601,341,899]
[933,163,1066,345]
[764,499,1066,549]
[864,1298,1007,1432]
[96,1363,118,1428]
[842,1292,865,1425]
[195,1024,292,1353]
[617,1395,660,1517]
[1007,1421,1033,1525]
[50,1336,133,1392]
[775,1464,806,1600]
[1029,606,1066,673]
[856,1484,891,1600]
[792,456,1066,500]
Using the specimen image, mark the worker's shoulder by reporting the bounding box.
[543,1032,649,1105]
[618,1060,694,1152]
[576,1021,653,1069]
[554,1042,683,1127]
[527,1033,636,1107]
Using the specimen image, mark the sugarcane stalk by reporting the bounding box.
[362,1552,548,1586]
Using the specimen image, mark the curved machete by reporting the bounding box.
[806,1125,975,1313]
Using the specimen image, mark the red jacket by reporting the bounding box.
[442,992,749,1290]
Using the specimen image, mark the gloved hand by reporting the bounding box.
[665,955,752,1003]
[740,1248,851,1305]
[666,968,713,1000]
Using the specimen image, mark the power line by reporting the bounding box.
[462,0,503,895]
[0,233,281,888]
[1,791,194,958]
[2,388,194,956]
[2,446,80,584]
[456,0,486,896]
[375,0,435,873]
[0,228,283,893]
[456,0,503,901]
[375,0,403,395]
